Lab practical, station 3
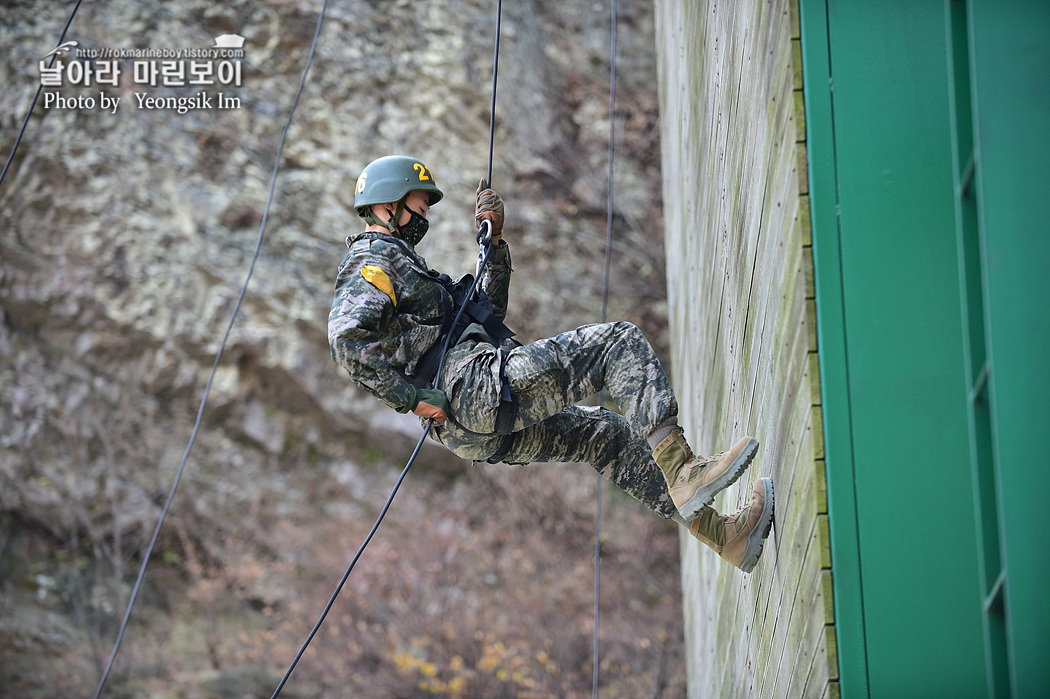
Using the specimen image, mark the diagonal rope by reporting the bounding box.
[91,2,330,696]
[268,418,430,698]
[593,0,618,695]
[0,0,85,189]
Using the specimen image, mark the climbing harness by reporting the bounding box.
[347,230,516,390]
[371,230,522,438]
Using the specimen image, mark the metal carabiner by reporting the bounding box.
[476,218,493,246]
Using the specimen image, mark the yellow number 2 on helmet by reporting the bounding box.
[413,163,431,182]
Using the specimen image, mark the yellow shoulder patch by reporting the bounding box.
[361,265,397,306]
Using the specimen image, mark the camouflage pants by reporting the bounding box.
[433,321,680,520]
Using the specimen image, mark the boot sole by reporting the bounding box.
[678,437,759,521]
[738,477,775,574]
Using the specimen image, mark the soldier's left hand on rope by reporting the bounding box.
[414,400,447,425]
[412,387,450,425]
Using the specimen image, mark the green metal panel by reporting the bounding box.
[802,0,988,696]
[944,2,1009,695]
[966,2,1050,695]
[798,1,869,695]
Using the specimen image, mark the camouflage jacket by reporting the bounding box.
[328,230,513,413]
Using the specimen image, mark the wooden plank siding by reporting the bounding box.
[654,0,836,697]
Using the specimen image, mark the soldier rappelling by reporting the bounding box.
[328,154,775,572]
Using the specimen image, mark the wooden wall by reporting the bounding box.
[653,1,836,697]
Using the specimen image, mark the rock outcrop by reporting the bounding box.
[1,1,682,696]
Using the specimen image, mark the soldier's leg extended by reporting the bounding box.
[498,404,682,522]
[490,405,774,573]
[435,321,774,570]
[505,321,760,521]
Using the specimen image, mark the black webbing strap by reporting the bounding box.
[450,287,515,344]
[485,432,516,464]
[493,346,517,435]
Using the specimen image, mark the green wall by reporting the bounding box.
[802,1,987,696]
[959,3,1050,696]
[659,0,1049,695]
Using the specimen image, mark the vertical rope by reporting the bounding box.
[486,0,503,186]
[593,0,618,695]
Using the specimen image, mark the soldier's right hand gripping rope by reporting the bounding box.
[476,179,505,244]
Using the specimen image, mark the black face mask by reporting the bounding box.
[397,206,430,246]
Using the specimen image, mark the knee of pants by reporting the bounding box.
[609,319,644,342]
[581,408,638,464]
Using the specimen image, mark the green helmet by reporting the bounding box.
[354,155,444,216]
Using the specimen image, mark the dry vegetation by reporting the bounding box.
[3,443,686,698]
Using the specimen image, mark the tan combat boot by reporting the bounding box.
[652,429,759,521]
[688,477,774,573]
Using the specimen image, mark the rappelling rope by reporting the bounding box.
[269,1,504,696]
[485,0,503,186]
[0,0,84,189]
[90,2,330,697]
[592,0,618,696]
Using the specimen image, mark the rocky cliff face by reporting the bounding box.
[0,1,681,696]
